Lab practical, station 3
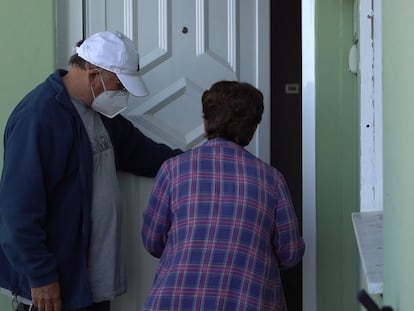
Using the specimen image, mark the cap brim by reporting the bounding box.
[117,73,149,97]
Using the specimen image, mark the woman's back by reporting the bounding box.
[142,138,305,310]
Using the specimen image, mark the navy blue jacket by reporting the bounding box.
[0,70,181,309]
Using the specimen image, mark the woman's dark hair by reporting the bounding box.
[202,80,264,146]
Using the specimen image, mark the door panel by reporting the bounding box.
[84,0,269,154]
[57,0,270,309]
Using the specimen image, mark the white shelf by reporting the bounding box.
[352,211,384,294]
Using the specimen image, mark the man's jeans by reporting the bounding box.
[19,301,110,311]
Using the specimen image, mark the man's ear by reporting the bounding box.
[87,68,99,87]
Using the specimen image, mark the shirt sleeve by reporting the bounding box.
[273,173,306,270]
[141,160,172,258]
[0,114,59,287]
[102,115,183,177]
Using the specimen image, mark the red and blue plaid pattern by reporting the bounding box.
[142,138,305,310]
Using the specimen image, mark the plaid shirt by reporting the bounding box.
[142,138,305,310]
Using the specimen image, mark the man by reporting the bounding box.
[0,31,181,311]
[141,81,305,310]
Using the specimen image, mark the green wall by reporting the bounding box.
[315,0,359,310]
[0,1,55,309]
[382,1,414,310]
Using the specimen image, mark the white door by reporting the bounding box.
[57,0,270,309]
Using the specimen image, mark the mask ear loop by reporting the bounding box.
[89,67,108,99]
[97,70,108,92]
[90,85,97,100]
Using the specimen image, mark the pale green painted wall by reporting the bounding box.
[315,0,359,310]
[0,1,55,309]
[382,1,414,311]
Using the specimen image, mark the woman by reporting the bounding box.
[141,80,305,310]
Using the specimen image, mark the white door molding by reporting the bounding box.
[359,0,383,212]
[302,0,317,310]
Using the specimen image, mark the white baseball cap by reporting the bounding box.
[76,31,148,97]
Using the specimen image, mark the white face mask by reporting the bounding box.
[91,71,129,118]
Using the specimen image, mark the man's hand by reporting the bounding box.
[31,282,61,311]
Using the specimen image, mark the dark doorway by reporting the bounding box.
[270,1,303,311]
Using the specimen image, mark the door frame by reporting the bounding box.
[55,1,318,310]
[301,0,317,310]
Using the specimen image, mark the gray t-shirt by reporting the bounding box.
[72,98,126,302]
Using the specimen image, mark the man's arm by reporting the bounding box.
[0,115,60,293]
[102,115,183,177]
